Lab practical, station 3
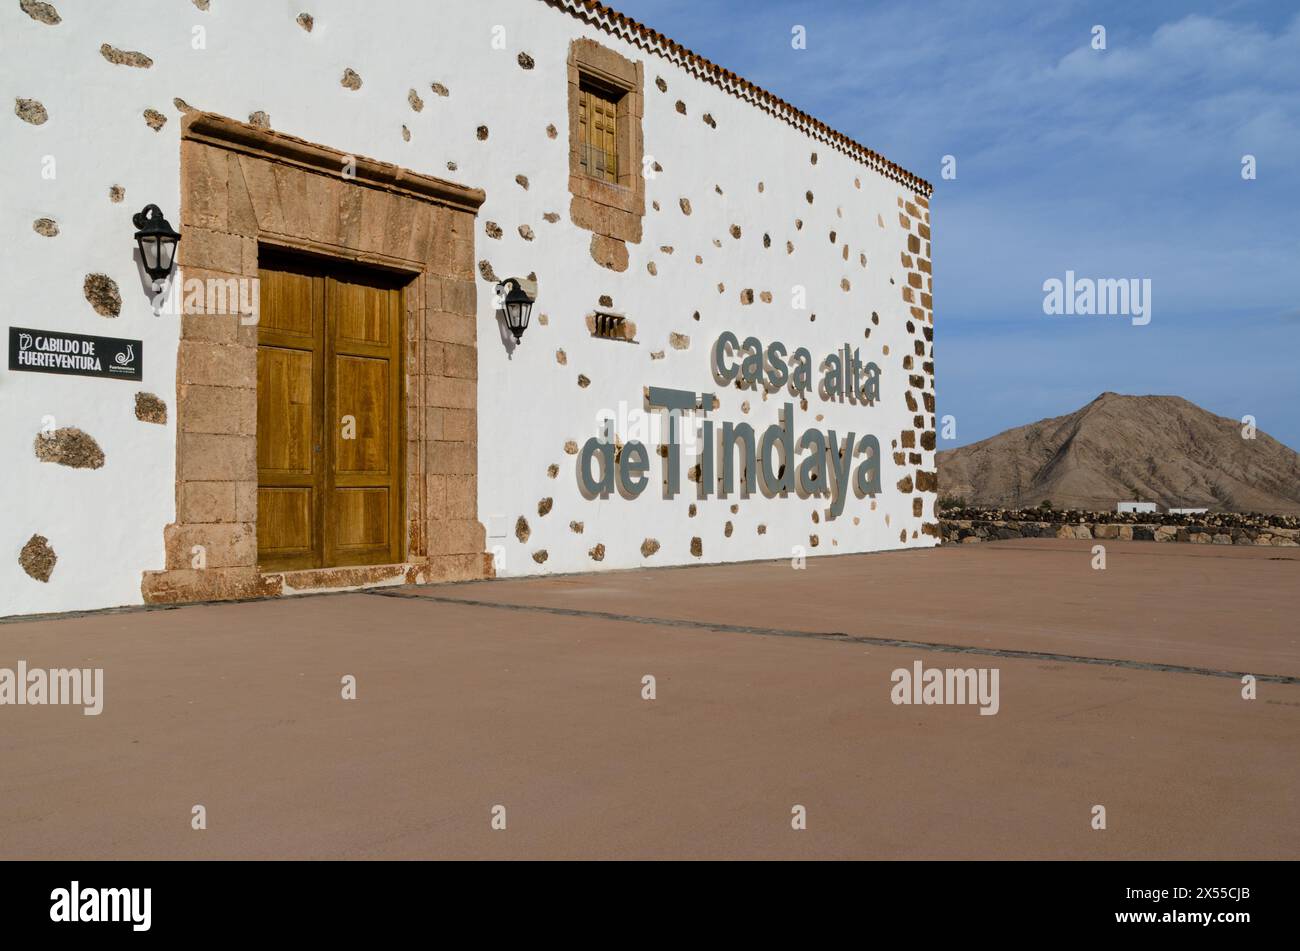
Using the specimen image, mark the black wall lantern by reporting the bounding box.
[132,204,181,286]
[497,277,536,343]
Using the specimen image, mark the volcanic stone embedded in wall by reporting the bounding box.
[248,111,271,129]
[100,44,153,68]
[35,427,105,469]
[484,221,503,240]
[83,273,122,317]
[430,82,449,96]
[589,543,605,562]
[143,108,166,131]
[19,534,57,583]
[532,550,548,564]
[21,1,62,25]
[690,537,703,558]
[32,218,58,237]
[515,516,530,543]
[517,52,535,70]
[296,13,313,31]
[538,497,553,517]
[590,234,628,271]
[15,98,48,125]
[135,392,167,424]
[476,125,489,140]
[408,89,424,112]
[641,538,660,557]
[341,68,362,90]
[109,184,125,203]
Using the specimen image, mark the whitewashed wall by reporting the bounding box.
[1,0,934,616]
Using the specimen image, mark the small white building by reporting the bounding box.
[1117,501,1158,513]
[1168,507,1209,515]
[3,0,937,618]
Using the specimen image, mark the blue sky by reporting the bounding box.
[612,0,1300,450]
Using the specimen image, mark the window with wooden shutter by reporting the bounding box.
[566,38,645,245]
[578,81,619,184]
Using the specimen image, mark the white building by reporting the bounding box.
[1117,502,1159,513]
[3,0,936,617]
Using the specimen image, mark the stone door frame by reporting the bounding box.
[142,112,489,604]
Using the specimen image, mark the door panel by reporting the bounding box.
[259,267,316,338]
[333,355,390,475]
[257,257,403,571]
[257,487,314,559]
[334,488,390,550]
[257,265,324,571]
[332,280,391,347]
[324,272,403,567]
[256,346,315,474]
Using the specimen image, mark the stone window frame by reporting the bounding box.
[567,38,645,257]
[141,112,490,605]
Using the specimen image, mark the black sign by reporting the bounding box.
[8,326,142,381]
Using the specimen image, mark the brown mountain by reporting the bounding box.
[937,393,1300,514]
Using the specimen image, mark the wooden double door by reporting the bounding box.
[256,255,405,571]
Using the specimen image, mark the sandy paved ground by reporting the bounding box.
[1,539,1296,859]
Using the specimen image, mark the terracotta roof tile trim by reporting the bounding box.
[541,0,933,197]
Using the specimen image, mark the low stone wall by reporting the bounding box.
[940,511,1300,547]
